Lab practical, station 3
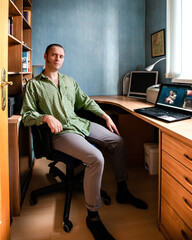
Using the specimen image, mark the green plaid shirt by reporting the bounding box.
[21,72,105,137]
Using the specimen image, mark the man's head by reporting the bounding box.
[44,44,65,71]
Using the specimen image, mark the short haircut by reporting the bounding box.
[45,44,65,55]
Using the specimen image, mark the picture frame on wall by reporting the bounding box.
[151,29,165,58]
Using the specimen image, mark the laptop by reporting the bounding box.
[134,83,192,122]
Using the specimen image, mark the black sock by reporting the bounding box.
[117,181,128,193]
[116,181,148,209]
[86,215,115,240]
[87,209,99,220]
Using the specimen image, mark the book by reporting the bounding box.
[8,18,10,34]
[22,52,28,72]
[28,51,31,72]
[22,51,31,72]
[23,10,31,26]
[9,17,13,35]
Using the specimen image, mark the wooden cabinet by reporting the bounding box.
[8,115,33,216]
[8,0,32,95]
[160,132,192,239]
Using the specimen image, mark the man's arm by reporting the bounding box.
[43,115,63,134]
[21,82,63,133]
[102,113,120,136]
[21,81,45,126]
[73,81,120,135]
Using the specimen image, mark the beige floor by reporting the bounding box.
[11,157,164,240]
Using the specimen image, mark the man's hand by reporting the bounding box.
[102,113,120,136]
[43,115,63,133]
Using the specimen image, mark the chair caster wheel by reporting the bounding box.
[63,220,73,232]
[103,196,111,205]
[101,190,111,205]
[30,197,37,205]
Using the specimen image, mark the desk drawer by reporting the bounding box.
[161,197,192,240]
[162,151,192,193]
[162,133,192,170]
[161,169,192,230]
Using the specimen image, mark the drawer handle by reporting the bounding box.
[183,198,192,210]
[184,176,192,187]
[184,154,192,162]
[181,230,190,240]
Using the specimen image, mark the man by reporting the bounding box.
[21,44,147,240]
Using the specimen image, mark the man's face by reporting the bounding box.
[44,46,65,71]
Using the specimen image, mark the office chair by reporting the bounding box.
[30,124,111,232]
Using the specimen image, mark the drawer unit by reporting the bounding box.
[162,132,192,170]
[161,169,192,230]
[160,132,192,239]
[162,151,192,193]
[161,197,192,240]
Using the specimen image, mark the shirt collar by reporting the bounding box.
[35,71,64,81]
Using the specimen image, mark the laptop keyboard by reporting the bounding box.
[145,107,190,118]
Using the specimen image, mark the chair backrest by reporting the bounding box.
[31,124,53,159]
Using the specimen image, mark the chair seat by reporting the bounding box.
[51,150,83,170]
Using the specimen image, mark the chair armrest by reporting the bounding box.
[31,124,53,159]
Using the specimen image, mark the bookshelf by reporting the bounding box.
[8,0,32,95]
[8,0,33,216]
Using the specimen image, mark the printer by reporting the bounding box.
[146,84,160,104]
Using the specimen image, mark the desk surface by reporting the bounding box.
[91,95,192,145]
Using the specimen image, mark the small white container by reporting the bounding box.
[144,143,159,175]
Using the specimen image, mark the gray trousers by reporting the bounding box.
[52,122,128,211]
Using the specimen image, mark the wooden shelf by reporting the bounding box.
[9,0,22,16]
[8,0,32,95]
[8,34,21,45]
[8,72,22,75]
[22,72,32,75]
[22,43,32,51]
[23,17,32,29]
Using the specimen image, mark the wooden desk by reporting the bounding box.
[91,95,192,240]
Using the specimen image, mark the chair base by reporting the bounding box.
[30,164,111,232]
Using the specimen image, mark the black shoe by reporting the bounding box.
[86,216,115,240]
[116,190,148,209]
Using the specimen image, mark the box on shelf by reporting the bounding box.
[144,142,159,175]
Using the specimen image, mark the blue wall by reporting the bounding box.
[32,0,145,95]
[145,0,167,83]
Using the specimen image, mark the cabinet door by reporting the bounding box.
[0,0,10,239]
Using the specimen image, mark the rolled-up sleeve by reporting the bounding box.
[21,81,44,126]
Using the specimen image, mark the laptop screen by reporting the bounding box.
[156,84,192,113]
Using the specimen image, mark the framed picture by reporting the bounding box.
[151,29,165,58]
[32,65,44,77]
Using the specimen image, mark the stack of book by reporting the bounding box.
[22,51,31,72]
[8,17,13,35]
[23,10,32,26]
